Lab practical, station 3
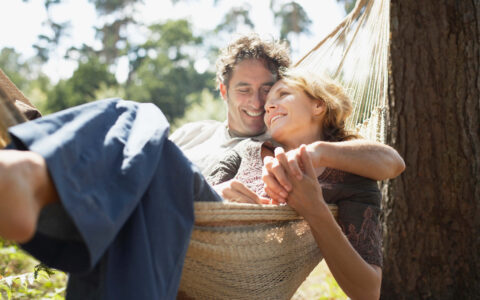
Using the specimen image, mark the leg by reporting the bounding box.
[0,149,58,242]
[6,98,172,272]
[4,98,221,299]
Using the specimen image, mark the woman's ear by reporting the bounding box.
[313,100,326,116]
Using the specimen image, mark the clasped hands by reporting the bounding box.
[213,144,326,211]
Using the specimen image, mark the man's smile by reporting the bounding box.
[243,109,264,117]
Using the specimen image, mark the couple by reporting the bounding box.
[0,33,404,299]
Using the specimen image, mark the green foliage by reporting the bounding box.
[0,238,67,300]
[125,19,215,122]
[172,89,226,131]
[0,48,32,92]
[145,20,203,61]
[215,5,254,33]
[274,1,312,40]
[94,17,134,65]
[34,264,55,279]
[337,0,357,14]
[6,0,317,121]
[44,57,118,113]
[0,48,52,112]
[294,261,347,299]
[34,5,71,63]
[43,0,62,10]
[94,83,126,100]
[89,0,139,14]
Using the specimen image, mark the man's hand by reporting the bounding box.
[213,179,271,204]
[262,145,325,203]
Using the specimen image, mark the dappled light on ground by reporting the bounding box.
[293,260,347,300]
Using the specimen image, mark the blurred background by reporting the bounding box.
[0,0,354,130]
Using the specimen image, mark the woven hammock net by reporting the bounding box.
[0,0,389,299]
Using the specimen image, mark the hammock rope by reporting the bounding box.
[295,0,389,143]
[0,0,390,298]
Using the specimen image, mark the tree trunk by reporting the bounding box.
[382,0,480,299]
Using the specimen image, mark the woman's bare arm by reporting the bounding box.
[282,146,382,299]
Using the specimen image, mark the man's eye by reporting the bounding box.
[238,89,250,94]
[262,86,272,94]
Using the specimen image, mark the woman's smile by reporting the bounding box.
[267,112,286,127]
[270,114,284,124]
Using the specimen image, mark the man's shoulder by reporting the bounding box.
[174,120,224,133]
[170,120,225,145]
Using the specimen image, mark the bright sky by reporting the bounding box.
[0,0,346,83]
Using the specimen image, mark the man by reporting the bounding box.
[0,33,404,299]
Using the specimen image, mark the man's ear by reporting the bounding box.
[219,83,228,101]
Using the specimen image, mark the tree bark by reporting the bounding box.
[382,0,480,299]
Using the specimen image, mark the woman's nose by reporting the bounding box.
[265,101,276,113]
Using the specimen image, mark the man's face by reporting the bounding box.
[220,59,276,137]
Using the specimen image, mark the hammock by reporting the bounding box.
[0,0,389,298]
[0,69,29,148]
[177,202,337,300]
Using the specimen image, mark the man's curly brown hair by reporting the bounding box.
[215,33,291,88]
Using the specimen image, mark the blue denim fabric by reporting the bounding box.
[7,98,221,299]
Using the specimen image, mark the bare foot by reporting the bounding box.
[0,150,58,243]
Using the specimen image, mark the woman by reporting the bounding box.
[208,68,383,299]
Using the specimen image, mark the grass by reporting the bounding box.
[293,260,348,300]
[1,239,346,300]
[0,239,66,300]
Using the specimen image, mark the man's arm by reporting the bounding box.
[306,139,405,181]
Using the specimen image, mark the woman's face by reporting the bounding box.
[264,80,324,149]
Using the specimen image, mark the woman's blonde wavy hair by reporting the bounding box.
[282,68,359,142]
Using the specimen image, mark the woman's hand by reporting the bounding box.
[282,145,330,219]
[213,179,271,204]
[262,145,325,204]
